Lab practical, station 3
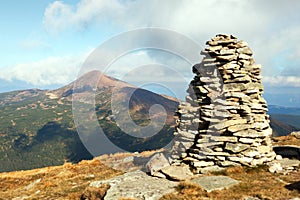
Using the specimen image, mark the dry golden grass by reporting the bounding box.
[98,149,161,161]
[273,135,300,146]
[68,184,110,200]
[97,149,161,172]
[2,137,300,200]
[0,159,122,200]
[161,165,300,200]
[0,150,159,200]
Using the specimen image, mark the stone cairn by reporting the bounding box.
[171,34,276,173]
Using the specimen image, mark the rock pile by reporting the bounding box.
[171,34,276,173]
[268,158,300,174]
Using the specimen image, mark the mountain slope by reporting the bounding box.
[0,89,92,172]
[0,71,178,172]
[269,117,299,137]
[0,70,298,172]
[270,114,300,130]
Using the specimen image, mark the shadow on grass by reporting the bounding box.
[285,181,300,192]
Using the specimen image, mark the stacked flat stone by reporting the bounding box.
[171,34,276,173]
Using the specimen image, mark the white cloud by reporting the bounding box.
[0,52,90,86]
[107,50,189,99]
[256,25,300,73]
[43,0,124,33]
[0,48,189,88]
[44,0,287,39]
[41,0,300,89]
[264,76,300,87]
[44,0,270,37]
[107,50,190,80]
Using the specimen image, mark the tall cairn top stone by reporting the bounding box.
[171,34,276,173]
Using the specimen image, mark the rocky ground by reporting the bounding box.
[1,134,300,200]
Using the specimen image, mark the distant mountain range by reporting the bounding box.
[0,71,298,172]
[268,105,300,116]
[268,105,300,135]
[0,71,178,172]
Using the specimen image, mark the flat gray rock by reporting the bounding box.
[90,170,177,200]
[225,143,249,153]
[160,165,193,181]
[276,158,300,168]
[190,176,239,192]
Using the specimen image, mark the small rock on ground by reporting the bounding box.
[268,158,300,173]
[145,153,170,175]
[291,131,300,139]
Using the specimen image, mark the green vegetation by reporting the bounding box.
[0,91,93,172]
[0,86,296,173]
[0,87,177,172]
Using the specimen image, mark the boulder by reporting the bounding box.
[145,153,170,175]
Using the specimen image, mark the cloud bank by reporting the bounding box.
[42,0,300,87]
[2,0,300,91]
[0,53,86,86]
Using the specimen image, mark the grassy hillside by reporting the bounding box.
[270,114,300,130]
[0,86,297,172]
[0,90,93,172]
[0,75,178,172]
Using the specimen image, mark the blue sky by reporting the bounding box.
[1,0,300,107]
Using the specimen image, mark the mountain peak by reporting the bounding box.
[76,70,133,89]
[53,70,134,98]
